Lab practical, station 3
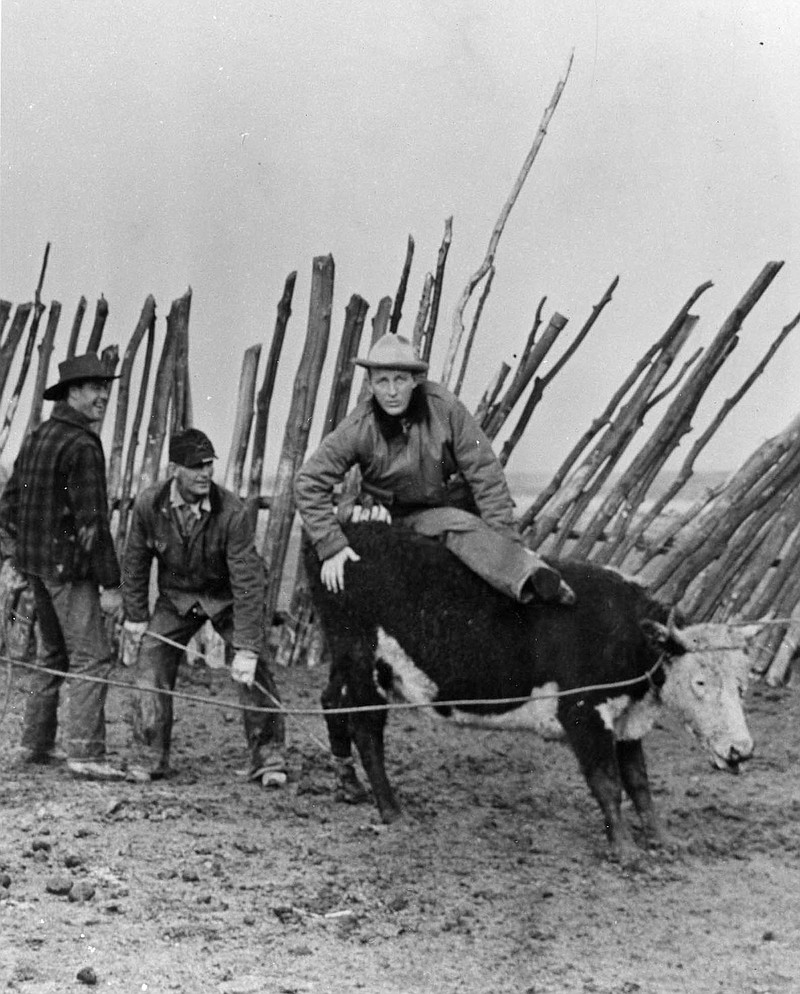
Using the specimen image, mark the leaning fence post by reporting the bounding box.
[108,296,157,514]
[261,255,334,629]
[248,272,297,500]
[138,290,190,490]
[25,301,61,436]
[225,344,262,495]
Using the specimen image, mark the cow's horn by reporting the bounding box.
[666,607,679,635]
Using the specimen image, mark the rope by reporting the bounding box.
[0,646,665,717]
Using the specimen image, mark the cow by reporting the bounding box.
[305,523,757,863]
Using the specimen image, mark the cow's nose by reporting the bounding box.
[729,742,754,765]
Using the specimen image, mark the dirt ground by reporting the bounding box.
[1,655,799,994]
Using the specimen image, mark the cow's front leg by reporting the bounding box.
[561,703,639,864]
[616,739,675,851]
[349,696,400,823]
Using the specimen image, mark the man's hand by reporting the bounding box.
[231,648,258,687]
[320,546,361,594]
[0,559,26,593]
[100,587,124,623]
[121,619,148,667]
[351,503,392,525]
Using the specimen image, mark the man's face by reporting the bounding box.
[67,379,111,423]
[368,369,416,416]
[172,459,214,503]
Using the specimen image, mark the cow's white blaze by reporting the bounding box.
[597,690,660,741]
[375,627,438,704]
[374,627,563,735]
[452,684,563,737]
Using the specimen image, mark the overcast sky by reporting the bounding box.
[2,0,799,479]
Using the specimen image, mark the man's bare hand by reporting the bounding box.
[321,546,361,593]
[99,587,124,623]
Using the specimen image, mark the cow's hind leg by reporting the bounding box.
[321,661,370,804]
[561,704,640,864]
[616,739,674,851]
[350,700,399,823]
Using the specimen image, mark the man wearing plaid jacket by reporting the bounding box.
[0,353,126,781]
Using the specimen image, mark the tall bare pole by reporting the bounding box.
[225,345,262,494]
[86,295,109,354]
[248,272,296,499]
[261,255,334,626]
[66,297,87,358]
[441,53,573,387]
[389,236,414,336]
[107,296,157,508]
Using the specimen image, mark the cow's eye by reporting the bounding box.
[692,677,706,697]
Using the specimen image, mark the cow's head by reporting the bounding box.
[641,619,759,771]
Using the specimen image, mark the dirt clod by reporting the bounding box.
[76,966,98,985]
[68,880,96,903]
[45,873,73,896]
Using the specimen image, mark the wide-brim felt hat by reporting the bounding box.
[352,333,428,373]
[43,352,120,400]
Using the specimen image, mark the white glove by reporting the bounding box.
[121,620,148,667]
[231,648,258,687]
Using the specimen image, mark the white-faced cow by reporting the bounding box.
[305,523,758,863]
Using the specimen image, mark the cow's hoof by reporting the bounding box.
[379,805,402,825]
[607,834,646,869]
[333,765,371,805]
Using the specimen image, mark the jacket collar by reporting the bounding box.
[371,383,430,441]
[50,400,100,435]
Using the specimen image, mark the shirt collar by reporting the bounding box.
[169,477,211,517]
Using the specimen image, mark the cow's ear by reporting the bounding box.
[641,619,687,655]
[737,623,765,647]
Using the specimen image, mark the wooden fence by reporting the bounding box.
[3,59,800,685]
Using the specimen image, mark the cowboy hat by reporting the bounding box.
[43,353,120,401]
[352,333,428,373]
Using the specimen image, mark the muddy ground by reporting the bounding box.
[1,657,799,994]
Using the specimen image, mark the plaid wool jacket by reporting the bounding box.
[0,402,120,587]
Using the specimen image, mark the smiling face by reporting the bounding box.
[368,369,417,417]
[66,378,112,423]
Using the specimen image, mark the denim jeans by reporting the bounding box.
[23,577,114,760]
[131,595,285,775]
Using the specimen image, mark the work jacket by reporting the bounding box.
[294,380,518,561]
[122,480,266,653]
[0,402,120,587]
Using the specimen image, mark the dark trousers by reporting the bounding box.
[131,596,285,774]
[23,577,113,760]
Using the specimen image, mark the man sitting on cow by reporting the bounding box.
[294,332,575,800]
[121,428,286,787]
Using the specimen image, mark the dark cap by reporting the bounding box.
[169,429,217,468]
[43,352,120,401]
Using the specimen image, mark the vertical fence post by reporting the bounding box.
[261,255,334,629]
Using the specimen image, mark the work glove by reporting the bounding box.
[231,648,258,687]
[121,619,148,667]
